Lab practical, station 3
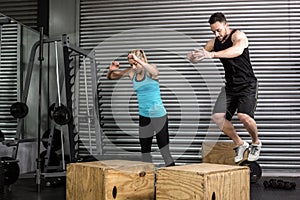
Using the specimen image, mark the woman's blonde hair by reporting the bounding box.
[128,49,148,63]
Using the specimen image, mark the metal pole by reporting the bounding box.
[36,26,44,192]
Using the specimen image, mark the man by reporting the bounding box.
[187,12,262,163]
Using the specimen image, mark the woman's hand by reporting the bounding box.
[128,54,134,59]
[128,54,141,62]
[107,61,132,80]
[109,61,120,70]
[128,53,158,78]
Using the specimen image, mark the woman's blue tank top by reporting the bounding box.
[132,72,166,118]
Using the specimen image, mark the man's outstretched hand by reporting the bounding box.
[187,48,214,63]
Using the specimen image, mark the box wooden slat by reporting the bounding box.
[67,160,155,200]
[156,163,250,200]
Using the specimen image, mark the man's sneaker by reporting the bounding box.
[234,141,249,163]
[248,141,262,162]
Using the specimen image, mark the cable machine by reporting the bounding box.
[1,30,102,192]
[34,33,102,190]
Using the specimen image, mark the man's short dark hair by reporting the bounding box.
[208,12,227,24]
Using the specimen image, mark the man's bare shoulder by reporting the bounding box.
[232,29,248,40]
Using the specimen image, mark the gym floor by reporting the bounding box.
[1,176,299,200]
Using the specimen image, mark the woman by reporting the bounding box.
[107,49,175,167]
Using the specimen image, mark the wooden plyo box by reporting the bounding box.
[66,160,155,200]
[202,141,249,165]
[156,163,250,200]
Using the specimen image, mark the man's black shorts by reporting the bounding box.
[212,82,258,121]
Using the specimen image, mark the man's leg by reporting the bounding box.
[212,87,244,146]
[212,113,243,146]
[212,113,249,163]
[237,82,262,161]
[237,113,259,145]
[238,113,262,161]
[212,87,249,163]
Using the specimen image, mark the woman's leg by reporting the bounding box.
[153,115,175,166]
[139,115,154,163]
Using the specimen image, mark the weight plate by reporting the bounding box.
[239,160,262,183]
[40,150,60,173]
[10,102,29,118]
[42,129,62,151]
[0,130,4,142]
[53,105,72,125]
[0,157,20,185]
[48,103,56,120]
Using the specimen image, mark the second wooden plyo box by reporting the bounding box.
[156,163,250,200]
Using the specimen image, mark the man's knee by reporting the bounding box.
[212,113,225,124]
[237,113,253,124]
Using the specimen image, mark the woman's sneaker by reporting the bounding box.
[234,141,249,163]
[248,141,262,162]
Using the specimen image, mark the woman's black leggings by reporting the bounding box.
[139,114,175,166]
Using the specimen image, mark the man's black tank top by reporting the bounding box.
[213,29,257,88]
